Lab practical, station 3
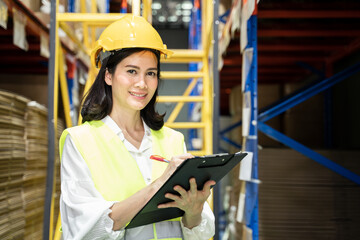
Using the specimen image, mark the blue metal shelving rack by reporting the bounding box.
[243,14,259,240]
[218,2,360,240]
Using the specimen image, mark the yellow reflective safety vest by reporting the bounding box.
[59,120,185,240]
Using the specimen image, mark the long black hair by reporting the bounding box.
[81,48,165,130]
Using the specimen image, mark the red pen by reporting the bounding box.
[150,155,170,163]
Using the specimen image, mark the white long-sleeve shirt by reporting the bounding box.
[60,116,215,240]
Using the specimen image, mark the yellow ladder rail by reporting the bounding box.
[167,78,199,123]
[165,122,207,129]
[161,49,204,63]
[157,96,205,102]
[161,71,204,79]
[57,12,128,23]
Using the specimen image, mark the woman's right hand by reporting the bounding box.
[156,153,194,185]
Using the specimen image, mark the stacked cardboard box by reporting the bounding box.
[0,90,29,239]
[23,102,64,239]
[23,102,48,239]
[0,89,64,239]
[258,148,360,240]
[229,84,284,149]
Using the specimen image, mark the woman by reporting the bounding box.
[59,15,215,240]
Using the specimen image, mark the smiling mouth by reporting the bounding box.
[129,92,147,97]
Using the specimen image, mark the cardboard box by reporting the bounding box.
[229,84,283,147]
[229,85,242,116]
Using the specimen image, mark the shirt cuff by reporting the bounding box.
[180,216,209,240]
[104,204,126,239]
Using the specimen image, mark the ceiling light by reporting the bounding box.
[152,2,162,10]
[175,9,182,16]
[182,16,191,22]
[182,10,191,16]
[181,1,193,10]
[158,15,166,22]
[168,16,178,22]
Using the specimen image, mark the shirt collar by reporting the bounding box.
[101,115,152,142]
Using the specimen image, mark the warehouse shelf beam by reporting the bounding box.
[220,120,242,135]
[296,61,325,78]
[327,37,360,64]
[258,10,360,19]
[258,62,360,123]
[258,122,360,185]
[3,0,75,54]
[220,61,360,148]
[258,29,360,37]
[221,136,242,149]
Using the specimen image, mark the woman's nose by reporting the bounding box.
[134,75,147,89]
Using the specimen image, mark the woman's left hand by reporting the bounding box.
[158,178,216,229]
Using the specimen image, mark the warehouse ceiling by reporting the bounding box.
[218,0,360,114]
[1,0,360,115]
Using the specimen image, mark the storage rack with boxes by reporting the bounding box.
[0,0,69,239]
[218,0,360,239]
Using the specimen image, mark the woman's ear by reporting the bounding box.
[104,69,112,86]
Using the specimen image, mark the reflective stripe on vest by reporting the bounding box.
[124,220,183,240]
[59,120,185,240]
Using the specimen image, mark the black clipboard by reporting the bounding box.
[126,152,247,229]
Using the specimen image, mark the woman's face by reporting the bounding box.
[105,50,158,112]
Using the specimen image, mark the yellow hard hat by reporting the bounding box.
[91,14,173,68]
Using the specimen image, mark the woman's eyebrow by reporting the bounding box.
[125,65,140,69]
[125,65,157,71]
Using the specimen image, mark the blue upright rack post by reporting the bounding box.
[120,0,127,13]
[244,14,259,240]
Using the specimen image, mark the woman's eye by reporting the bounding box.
[147,72,157,77]
[127,69,136,74]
